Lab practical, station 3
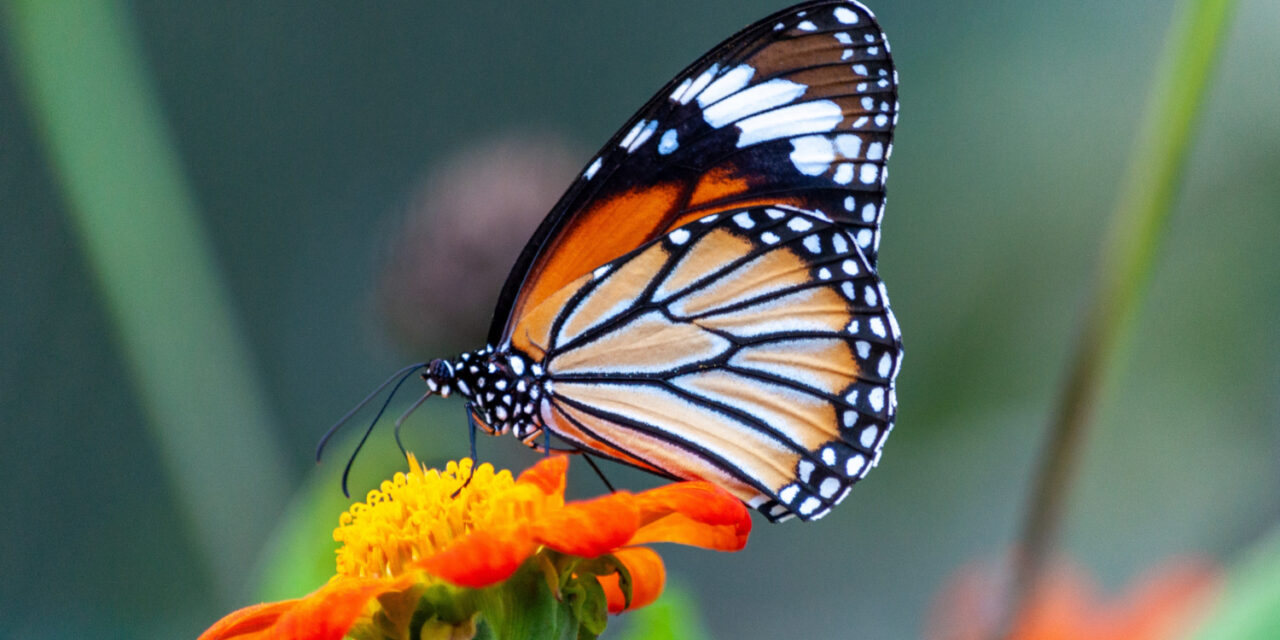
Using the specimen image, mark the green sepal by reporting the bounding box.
[472,557,589,640]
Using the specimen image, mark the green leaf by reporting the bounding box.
[614,583,711,640]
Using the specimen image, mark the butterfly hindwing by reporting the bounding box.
[507,205,902,521]
[490,0,898,346]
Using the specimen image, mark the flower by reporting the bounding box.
[199,454,751,640]
[926,557,1221,640]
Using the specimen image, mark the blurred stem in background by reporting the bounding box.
[1004,0,1236,635]
[5,0,289,606]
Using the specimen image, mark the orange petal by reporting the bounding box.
[599,547,666,613]
[198,575,401,640]
[531,491,640,557]
[419,527,541,588]
[627,482,751,550]
[515,454,569,495]
[198,599,298,640]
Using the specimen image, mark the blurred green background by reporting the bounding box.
[1,1,1277,638]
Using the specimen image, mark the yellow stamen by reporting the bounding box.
[333,455,515,579]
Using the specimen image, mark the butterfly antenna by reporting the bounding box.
[315,362,428,463]
[333,364,427,497]
[393,390,433,456]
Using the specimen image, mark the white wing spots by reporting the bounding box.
[832,233,849,254]
[803,235,822,254]
[761,231,780,244]
[835,6,861,24]
[676,63,719,106]
[765,208,786,220]
[835,32,853,45]
[842,410,857,427]
[833,163,855,185]
[703,79,808,129]
[864,285,878,306]
[861,96,874,111]
[583,157,603,180]
[870,317,887,338]
[736,100,843,148]
[818,267,832,280]
[798,459,815,483]
[846,454,866,477]
[620,120,645,149]
[669,77,693,103]
[855,340,871,359]
[859,163,879,184]
[658,128,679,155]
[787,216,814,232]
[779,484,800,504]
[696,64,756,108]
[852,116,869,129]
[860,425,878,448]
[819,477,841,499]
[732,211,756,229]
[841,259,860,276]
[861,202,877,222]
[874,114,890,127]
[669,228,691,245]
[797,20,817,31]
[869,387,885,412]
[842,281,855,299]
[856,228,873,247]
[789,134,835,176]
[844,195,856,211]
[852,64,868,76]
[878,352,893,378]
[621,119,658,153]
[509,355,526,376]
[836,133,863,159]
[867,46,880,56]
[798,496,822,516]
[822,446,837,465]
[593,264,611,279]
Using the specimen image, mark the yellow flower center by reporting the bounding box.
[333,455,516,579]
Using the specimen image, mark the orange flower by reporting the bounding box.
[927,557,1221,640]
[200,455,751,640]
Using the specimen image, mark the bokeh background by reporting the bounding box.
[2,1,1277,638]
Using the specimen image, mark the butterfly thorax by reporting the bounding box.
[424,346,547,441]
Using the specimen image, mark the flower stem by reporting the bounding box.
[1003,0,1235,634]
[4,0,290,604]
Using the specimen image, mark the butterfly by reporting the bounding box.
[328,0,901,523]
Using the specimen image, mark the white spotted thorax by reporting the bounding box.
[424,348,548,443]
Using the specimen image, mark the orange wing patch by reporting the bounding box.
[557,243,670,345]
[550,310,731,375]
[506,181,683,337]
[554,381,801,492]
[669,244,812,318]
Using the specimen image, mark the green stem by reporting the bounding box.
[1002,0,1236,634]
[5,1,290,604]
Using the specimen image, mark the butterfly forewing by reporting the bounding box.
[507,205,901,521]
[489,0,898,345]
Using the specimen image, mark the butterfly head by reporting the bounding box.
[425,347,546,439]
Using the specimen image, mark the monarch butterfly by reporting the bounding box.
[327,0,901,523]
